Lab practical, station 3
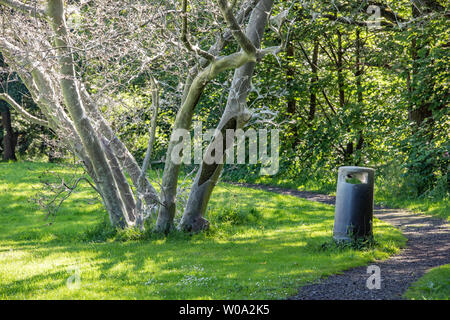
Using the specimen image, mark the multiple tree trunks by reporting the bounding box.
[0,0,278,233]
[0,0,162,229]
[46,0,137,229]
[156,0,275,233]
[178,0,274,232]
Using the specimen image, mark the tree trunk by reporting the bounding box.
[336,30,352,164]
[47,0,134,229]
[1,108,16,161]
[337,30,345,111]
[309,40,319,122]
[286,40,296,115]
[354,29,364,164]
[156,71,208,233]
[179,0,274,232]
[155,1,263,233]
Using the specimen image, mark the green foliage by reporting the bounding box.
[376,160,449,220]
[222,1,449,217]
[400,121,449,198]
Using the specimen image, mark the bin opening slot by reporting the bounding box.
[345,172,368,184]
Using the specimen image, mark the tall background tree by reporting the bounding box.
[1,52,56,162]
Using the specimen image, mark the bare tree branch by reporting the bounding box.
[181,0,215,62]
[141,76,159,175]
[216,0,257,56]
[0,0,47,20]
[0,92,49,126]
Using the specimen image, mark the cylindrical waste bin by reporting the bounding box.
[333,166,375,242]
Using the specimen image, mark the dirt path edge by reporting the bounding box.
[228,182,450,300]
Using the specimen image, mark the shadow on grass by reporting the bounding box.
[1,217,404,299]
[0,162,405,299]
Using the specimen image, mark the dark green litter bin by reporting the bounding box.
[333,166,375,241]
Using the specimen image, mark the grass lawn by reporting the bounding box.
[0,162,405,300]
[404,264,450,300]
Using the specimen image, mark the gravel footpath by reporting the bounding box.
[230,182,450,300]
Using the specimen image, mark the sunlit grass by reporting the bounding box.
[403,264,450,300]
[0,162,405,299]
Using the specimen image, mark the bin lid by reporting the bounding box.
[338,166,375,173]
